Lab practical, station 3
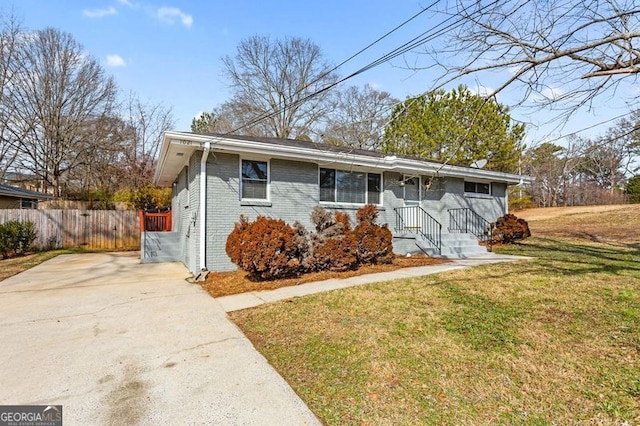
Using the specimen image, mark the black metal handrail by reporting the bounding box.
[394,205,442,255]
[448,208,492,242]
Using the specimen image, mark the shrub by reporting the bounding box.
[355,203,379,223]
[354,205,393,264]
[490,214,531,244]
[113,186,172,210]
[508,194,535,211]
[225,215,306,280]
[626,175,640,203]
[0,221,37,259]
[15,221,37,255]
[308,207,358,272]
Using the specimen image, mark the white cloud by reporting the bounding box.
[507,66,523,76]
[106,54,126,67]
[157,7,193,28]
[117,0,136,7]
[468,85,494,97]
[83,6,117,18]
[540,86,564,100]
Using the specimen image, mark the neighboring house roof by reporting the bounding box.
[0,184,53,200]
[154,131,530,187]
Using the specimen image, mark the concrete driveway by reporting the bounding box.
[0,252,319,425]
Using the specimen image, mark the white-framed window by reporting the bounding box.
[241,159,269,200]
[319,168,382,205]
[464,181,491,195]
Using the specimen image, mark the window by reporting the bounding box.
[319,168,335,202]
[337,170,366,203]
[320,168,382,204]
[367,173,381,205]
[20,199,37,209]
[464,181,491,195]
[241,159,268,200]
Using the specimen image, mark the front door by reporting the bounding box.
[403,176,421,228]
[403,176,420,206]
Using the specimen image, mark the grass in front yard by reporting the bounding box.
[231,237,640,424]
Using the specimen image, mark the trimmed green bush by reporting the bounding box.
[0,221,37,259]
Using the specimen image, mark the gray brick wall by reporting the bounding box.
[176,151,511,274]
[205,154,319,271]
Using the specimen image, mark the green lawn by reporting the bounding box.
[231,237,640,425]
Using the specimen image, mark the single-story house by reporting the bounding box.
[0,184,52,209]
[147,131,529,275]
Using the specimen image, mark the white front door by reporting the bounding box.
[403,176,421,228]
[404,176,420,205]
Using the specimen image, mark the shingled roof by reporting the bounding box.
[0,184,52,200]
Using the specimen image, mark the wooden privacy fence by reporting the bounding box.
[0,209,140,250]
[139,210,172,232]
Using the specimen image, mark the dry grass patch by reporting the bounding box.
[518,204,640,244]
[201,255,448,297]
[231,235,640,424]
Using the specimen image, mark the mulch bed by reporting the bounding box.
[200,255,450,298]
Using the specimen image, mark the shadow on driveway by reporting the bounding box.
[0,252,319,425]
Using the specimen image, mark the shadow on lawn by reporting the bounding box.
[496,237,640,277]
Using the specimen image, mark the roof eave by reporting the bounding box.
[154,131,529,186]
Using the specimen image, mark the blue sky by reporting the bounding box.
[3,0,635,146]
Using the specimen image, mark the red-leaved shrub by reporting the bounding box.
[490,213,531,244]
[225,215,306,280]
[354,205,393,264]
[226,205,396,280]
[308,207,358,271]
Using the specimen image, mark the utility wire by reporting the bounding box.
[226,0,503,136]
[222,0,441,136]
[541,111,634,144]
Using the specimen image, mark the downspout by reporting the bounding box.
[199,141,211,273]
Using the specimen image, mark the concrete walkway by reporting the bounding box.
[217,253,531,312]
[0,253,320,425]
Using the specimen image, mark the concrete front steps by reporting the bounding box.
[141,232,182,263]
[416,231,489,258]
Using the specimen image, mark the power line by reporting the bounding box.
[541,111,634,144]
[226,0,504,136]
[222,1,441,136]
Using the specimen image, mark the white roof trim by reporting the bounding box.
[154,131,530,186]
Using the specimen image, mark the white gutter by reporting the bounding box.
[199,141,210,272]
[157,131,531,186]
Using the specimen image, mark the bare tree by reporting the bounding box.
[120,93,174,187]
[430,0,640,121]
[191,101,268,136]
[523,110,639,206]
[222,35,338,139]
[322,84,398,150]
[576,117,640,192]
[10,27,117,196]
[0,13,23,180]
[70,115,131,197]
[523,141,582,207]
